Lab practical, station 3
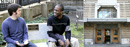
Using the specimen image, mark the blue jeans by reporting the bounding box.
[7,42,37,47]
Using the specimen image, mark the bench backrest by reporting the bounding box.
[27,23,49,40]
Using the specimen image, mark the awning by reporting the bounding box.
[78,18,130,22]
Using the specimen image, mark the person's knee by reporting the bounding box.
[7,43,16,47]
[48,42,56,47]
[71,38,79,43]
[70,38,79,47]
[27,42,37,47]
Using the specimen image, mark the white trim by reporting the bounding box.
[48,26,53,31]
[65,26,70,31]
[95,3,101,18]
[95,0,120,18]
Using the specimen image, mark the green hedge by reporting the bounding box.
[0,24,5,45]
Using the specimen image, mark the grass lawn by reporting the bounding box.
[30,39,47,43]
[70,23,84,47]
[0,45,6,47]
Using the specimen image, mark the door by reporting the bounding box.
[112,29,119,43]
[104,29,111,43]
[96,29,103,43]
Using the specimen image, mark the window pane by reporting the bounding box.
[97,37,101,41]
[114,30,118,35]
[98,7,117,18]
[114,37,118,40]
[104,11,111,18]
[97,30,101,35]
[98,11,103,18]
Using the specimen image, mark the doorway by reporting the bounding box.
[96,29,119,44]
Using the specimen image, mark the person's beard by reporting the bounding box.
[56,13,62,17]
[56,14,61,17]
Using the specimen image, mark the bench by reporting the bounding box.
[27,23,79,47]
[27,23,48,47]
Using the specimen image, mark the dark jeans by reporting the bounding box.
[56,42,71,47]
[7,42,37,47]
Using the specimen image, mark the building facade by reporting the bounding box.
[82,0,130,45]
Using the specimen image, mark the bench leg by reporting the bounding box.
[48,42,57,47]
[71,37,79,47]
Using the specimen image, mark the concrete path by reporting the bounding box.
[35,42,48,47]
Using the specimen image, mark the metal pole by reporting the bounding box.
[76,15,79,31]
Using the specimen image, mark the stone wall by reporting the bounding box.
[84,22,95,44]
[21,1,55,21]
[22,3,42,20]
[120,24,130,38]
[84,23,94,39]
[0,1,55,24]
[84,0,130,3]
[0,10,9,22]
[117,0,130,3]
[0,16,3,24]
[84,0,130,19]
[51,0,83,6]
[120,23,130,44]
[84,0,97,3]
[83,3,95,19]
[120,4,130,18]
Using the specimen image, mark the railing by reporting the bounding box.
[0,0,46,11]
[0,0,15,11]
[17,0,40,6]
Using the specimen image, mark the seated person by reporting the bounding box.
[47,4,79,47]
[2,4,36,47]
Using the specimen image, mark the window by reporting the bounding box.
[98,7,117,18]
[114,30,118,35]
[97,30,101,35]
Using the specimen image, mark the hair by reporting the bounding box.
[56,4,64,11]
[7,4,21,16]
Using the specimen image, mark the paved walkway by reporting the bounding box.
[85,44,130,47]
[35,42,48,47]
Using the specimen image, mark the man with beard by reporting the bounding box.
[47,4,71,47]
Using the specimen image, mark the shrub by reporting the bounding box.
[0,24,6,45]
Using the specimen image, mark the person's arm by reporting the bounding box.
[65,18,71,41]
[47,18,60,41]
[22,19,28,43]
[65,18,71,46]
[2,22,17,44]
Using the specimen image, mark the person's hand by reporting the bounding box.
[24,40,29,45]
[16,41,24,46]
[65,39,70,47]
[58,39,65,47]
